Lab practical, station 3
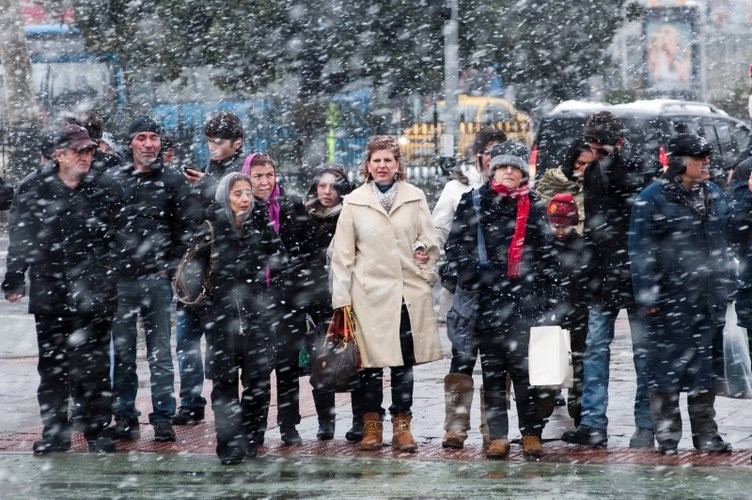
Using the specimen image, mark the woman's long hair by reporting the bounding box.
[560,138,592,180]
[305,165,352,211]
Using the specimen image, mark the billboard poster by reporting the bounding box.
[644,7,699,93]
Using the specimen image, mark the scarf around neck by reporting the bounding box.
[371,181,399,214]
[490,180,531,278]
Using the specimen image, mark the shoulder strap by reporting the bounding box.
[472,189,488,265]
[206,220,216,268]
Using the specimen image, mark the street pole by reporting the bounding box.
[441,0,459,173]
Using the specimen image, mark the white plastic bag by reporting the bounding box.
[716,303,752,399]
[528,326,573,388]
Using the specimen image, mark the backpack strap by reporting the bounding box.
[471,189,488,265]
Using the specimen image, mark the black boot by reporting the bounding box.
[345,394,363,442]
[313,388,336,441]
[561,425,607,447]
[689,392,731,453]
[317,419,335,441]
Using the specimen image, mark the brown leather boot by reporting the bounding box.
[485,438,510,459]
[522,435,543,458]
[391,413,417,452]
[358,412,383,451]
[442,373,474,449]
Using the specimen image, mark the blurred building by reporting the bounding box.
[609,0,752,116]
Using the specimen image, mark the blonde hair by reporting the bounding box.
[359,135,406,182]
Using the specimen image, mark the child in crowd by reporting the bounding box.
[546,193,594,427]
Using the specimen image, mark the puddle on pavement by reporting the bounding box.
[1,454,751,498]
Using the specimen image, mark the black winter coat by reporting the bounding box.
[2,165,119,316]
[106,160,200,277]
[444,185,558,332]
[305,209,340,314]
[550,232,596,330]
[275,188,315,311]
[196,202,288,379]
[583,141,659,309]
[629,178,731,392]
[729,157,752,328]
[196,152,244,205]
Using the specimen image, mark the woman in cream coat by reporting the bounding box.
[330,135,442,453]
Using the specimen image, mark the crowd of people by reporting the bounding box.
[1,107,750,464]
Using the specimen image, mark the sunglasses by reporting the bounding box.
[588,144,615,157]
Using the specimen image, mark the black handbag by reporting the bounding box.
[310,306,361,392]
[174,220,216,306]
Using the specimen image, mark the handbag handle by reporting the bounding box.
[324,306,356,344]
[471,189,488,265]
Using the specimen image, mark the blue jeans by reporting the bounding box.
[111,275,176,424]
[176,308,207,410]
[580,306,653,431]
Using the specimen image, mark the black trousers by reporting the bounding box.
[355,304,416,417]
[274,312,304,427]
[35,313,113,442]
[211,333,272,458]
[477,316,543,439]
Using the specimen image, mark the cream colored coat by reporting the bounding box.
[331,181,442,368]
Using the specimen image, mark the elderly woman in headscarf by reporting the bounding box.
[302,165,357,441]
[196,172,287,465]
[241,152,312,446]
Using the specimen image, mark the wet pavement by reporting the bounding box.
[1,235,752,497]
[3,453,752,499]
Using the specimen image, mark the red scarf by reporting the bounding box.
[490,180,530,278]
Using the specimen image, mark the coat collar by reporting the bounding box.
[346,181,421,216]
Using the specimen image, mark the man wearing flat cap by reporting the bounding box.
[563,110,660,449]
[628,132,732,455]
[2,124,121,454]
[107,116,198,443]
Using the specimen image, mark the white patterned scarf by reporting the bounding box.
[371,181,399,213]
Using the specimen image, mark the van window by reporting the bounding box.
[731,122,752,152]
[711,119,739,167]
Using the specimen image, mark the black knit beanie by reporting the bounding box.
[127,116,162,144]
